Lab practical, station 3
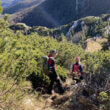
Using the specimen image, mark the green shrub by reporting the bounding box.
[98,92,110,110]
[56,65,67,81]
[0,13,110,109]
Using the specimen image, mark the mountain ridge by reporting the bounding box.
[3,0,45,14]
[3,0,110,28]
[1,0,20,8]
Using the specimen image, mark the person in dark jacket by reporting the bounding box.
[72,57,84,83]
[48,49,64,94]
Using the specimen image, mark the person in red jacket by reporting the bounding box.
[72,57,84,83]
[48,49,64,94]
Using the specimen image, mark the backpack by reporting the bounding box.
[73,64,81,80]
[42,56,50,75]
[73,65,81,76]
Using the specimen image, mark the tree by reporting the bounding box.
[103,35,110,50]
[0,1,3,14]
[4,14,10,21]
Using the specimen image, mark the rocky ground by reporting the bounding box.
[16,78,105,110]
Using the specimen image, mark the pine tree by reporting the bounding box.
[0,2,3,14]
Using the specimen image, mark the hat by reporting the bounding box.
[50,49,57,54]
[76,57,80,60]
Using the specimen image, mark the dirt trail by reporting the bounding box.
[20,77,106,110]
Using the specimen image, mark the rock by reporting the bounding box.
[77,96,92,104]
[53,94,70,105]
[85,37,107,52]
[85,104,99,110]
[77,96,98,110]
[9,23,30,32]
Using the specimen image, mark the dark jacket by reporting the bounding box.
[72,62,83,75]
[48,55,58,77]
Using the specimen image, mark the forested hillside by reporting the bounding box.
[1,0,17,8]
[0,2,110,110]
[3,0,45,14]
[3,0,110,28]
[0,15,110,110]
[10,14,110,52]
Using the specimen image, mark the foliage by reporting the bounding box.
[4,14,10,21]
[25,15,110,45]
[0,18,85,97]
[103,35,110,50]
[98,92,109,103]
[83,51,110,86]
[98,92,110,110]
[0,9,110,109]
[56,65,67,81]
[0,1,3,14]
[10,23,30,34]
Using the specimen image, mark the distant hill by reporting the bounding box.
[3,0,45,14]
[1,0,19,8]
[10,14,110,45]
[3,0,110,28]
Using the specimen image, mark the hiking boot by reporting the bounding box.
[59,88,65,95]
[47,90,54,95]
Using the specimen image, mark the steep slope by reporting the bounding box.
[1,0,19,8]
[4,0,110,28]
[0,14,110,110]
[10,14,109,52]
[26,14,110,38]
[9,0,76,28]
[3,0,45,14]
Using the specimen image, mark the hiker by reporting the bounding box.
[47,49,64,94]
[72,57,84,83]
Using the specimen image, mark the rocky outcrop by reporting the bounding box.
[9,23,31,33]
[84,37,107,52]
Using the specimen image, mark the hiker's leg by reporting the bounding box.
[76,79,81,83]
[80,75,83,80]
[48,80,54,94]
[48,74,55,94]
[56,78,64,94]
[76,75,83,83]
[73,75,78,84]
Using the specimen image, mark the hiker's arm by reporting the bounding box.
[80,65,83,74]
[72,65,74,72]
[80,65,84,79]
[53,67,59,78]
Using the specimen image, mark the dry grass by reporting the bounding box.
[85,37,107,52]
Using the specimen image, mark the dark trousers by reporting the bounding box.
[73,75,84,83]
[48,73,64,94]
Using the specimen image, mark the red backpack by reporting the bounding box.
[48,55,57,70]
[73,65,81,76]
